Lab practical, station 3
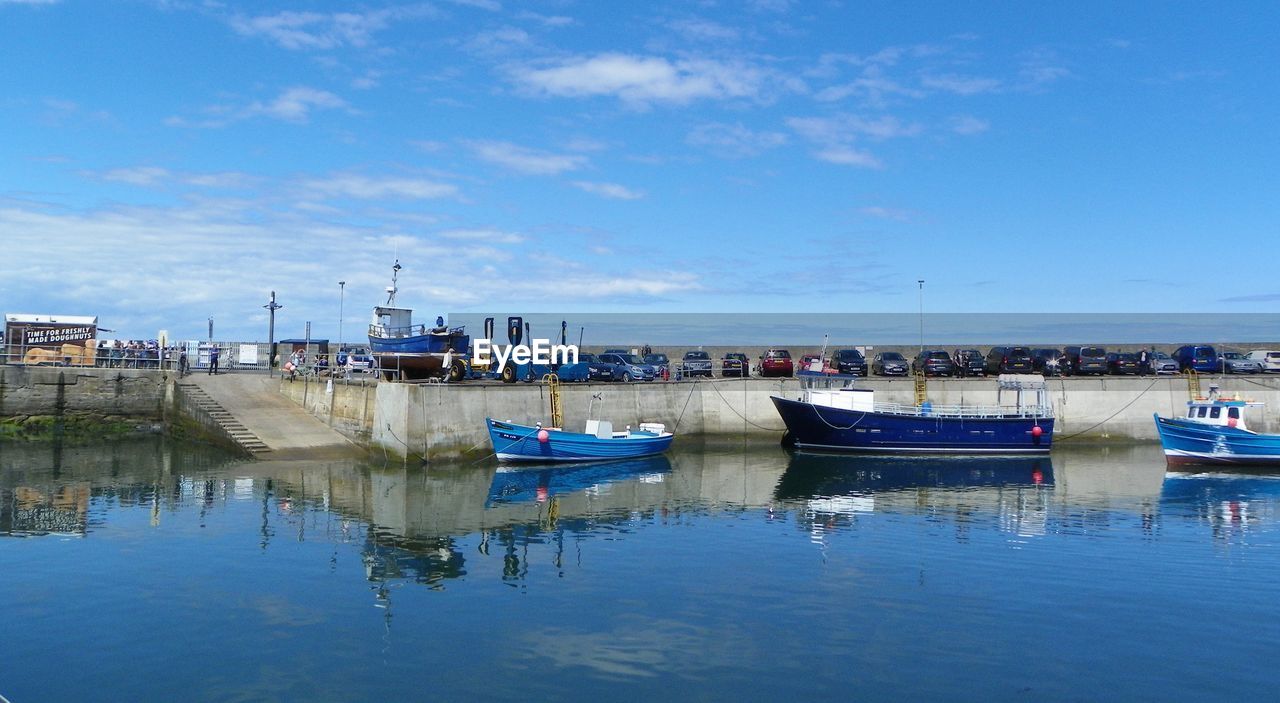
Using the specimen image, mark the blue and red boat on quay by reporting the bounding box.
[1155,384,1280,467]
[771,373,1054,455]
[368,260,470,381]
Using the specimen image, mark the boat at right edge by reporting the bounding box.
[1155,383,1280,467]
[771,373,1054,455]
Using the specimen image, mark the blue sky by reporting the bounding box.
[1,0,1277,342]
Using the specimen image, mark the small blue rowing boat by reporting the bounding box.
[486,418,674,462]
[1155,385,1280,467]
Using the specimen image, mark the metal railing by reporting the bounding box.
[871,401,1054,419]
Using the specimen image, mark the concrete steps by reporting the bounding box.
[177,382,272,455]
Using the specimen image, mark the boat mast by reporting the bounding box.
[385,260,401,306]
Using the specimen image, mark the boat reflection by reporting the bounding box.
[486,455,673,506]
[775,452,1055,539]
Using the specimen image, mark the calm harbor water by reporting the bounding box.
[3,439,1279,702]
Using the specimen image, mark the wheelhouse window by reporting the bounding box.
[1228,407,1241,419]
[1210,407,1221,419]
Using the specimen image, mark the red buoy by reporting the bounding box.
[1228,417,1238,428]
[537,429,550,443]
[1032,425,1043,438]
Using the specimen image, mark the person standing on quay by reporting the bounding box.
[208,344,220,375]
[1138,347,1150,377]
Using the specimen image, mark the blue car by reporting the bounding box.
[1174,345,1218,373]
[598,353,656,382]
[556,353,619,382]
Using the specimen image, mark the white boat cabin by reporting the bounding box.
[1184,385,1263,432]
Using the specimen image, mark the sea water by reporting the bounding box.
[1,438,1277,701]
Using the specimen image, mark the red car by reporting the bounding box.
[759,349,794,377]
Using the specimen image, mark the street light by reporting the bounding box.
[338,281,346,354]
[917,279,925,354]
[264,291,282,377]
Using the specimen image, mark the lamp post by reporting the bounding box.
[917,279,925,354]
[264,291,282,377]
[338,281,346,354]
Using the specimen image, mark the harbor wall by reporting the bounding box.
[276,373,379,443]
[0,366,167,419]
[342,375,1280,460]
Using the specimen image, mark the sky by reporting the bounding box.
[1,0,1278,343]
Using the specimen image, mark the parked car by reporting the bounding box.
[1174,345,1218,373]
[832,349,867,376]
[1148,350,1178,375]
[1220,351,1264,374]
[554,353,618,382]
[1030,348,1062,376]
[759,349,794,377]
[912,350,956,377]
[643,353,670,378]
[953,349,985,377]
[1061,346,1108,376]
[984,346,1034,375]
[681,350,713,378]
[872,352,909,376]
[597,353,656,382]
[335,347,374,370]
[1106,352,1140,375]
[1247,350,1280,373]
[722,352,750,377]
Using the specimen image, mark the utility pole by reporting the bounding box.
[264,291,282,377]
[338,280,346,354]
[917,279,925,354]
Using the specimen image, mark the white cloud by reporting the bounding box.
[437,228,524,244]
[686,122,787,158]
[950,115,989,135]
[921,73,1001,95]
[515,11,574,27]
[1,0,60,4]
[247,86,348,123]
[571,181,644,200]
[99,166,171,186]
[510,53,789,106]
[228,8,426,50]
[468,140,587,175]
[814,147,881,168]
[859,206,912,221]
[668,18,740,42]
[463,26,533,55]
[787,114,920,142]
[301,174,459,200]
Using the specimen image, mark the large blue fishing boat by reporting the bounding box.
[771,374,1054,454]
[368,260,469,380]
[486,418,674,462]
[1155,385,1280,467]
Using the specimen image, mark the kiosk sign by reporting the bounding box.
[23,326,96,345]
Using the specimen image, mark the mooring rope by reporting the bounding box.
[707,380,786,432]
[1054,377,1160,442]
[672,380,699,432]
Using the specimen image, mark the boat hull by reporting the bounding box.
[487,418,674,462]
[368,331,468,355]
[1155,414,1280,466]
[771,396,1053,454]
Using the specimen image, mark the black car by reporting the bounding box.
[1062,346,1108,376]
[722,352,750,377]
[872,352,909,376]
[681,350,713,378]
[1107,352,1140,375]
[912,350,956,377]
[953,349,985,377]
[1030,348,1062,376]
[984,346,1034,375]
[832,349,867,376]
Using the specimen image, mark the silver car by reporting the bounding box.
[1150,351,1179,375]
[1221,352,1263,374]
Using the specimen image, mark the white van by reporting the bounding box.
[1247,350,1280,372]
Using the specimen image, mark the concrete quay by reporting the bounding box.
[280,373,1280,460]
